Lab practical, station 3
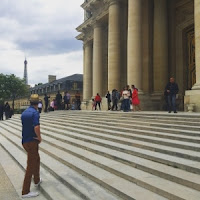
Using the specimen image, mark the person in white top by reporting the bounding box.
[122,87,130,112]
[38,101,43,113]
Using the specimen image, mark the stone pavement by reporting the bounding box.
[0,162,20,200]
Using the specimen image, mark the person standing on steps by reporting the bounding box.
[165,77,179,113]
[95,93,102,111]
[64,91,71,110]
[38,100,43,113]
[122,87,130,112]
[44,94,50,112]
[21,94,42,198]
[0,102,4,120]
[105,91,111,110]
[56,91,62,110]
[4,102,10,120]
[132,85,141,111]
[75,91,81,110]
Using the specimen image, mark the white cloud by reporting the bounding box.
[0,0,84,85]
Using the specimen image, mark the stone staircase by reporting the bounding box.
[1,111,200,200]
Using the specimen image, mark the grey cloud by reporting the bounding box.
[0,0,83,56]
[16,38,82,56]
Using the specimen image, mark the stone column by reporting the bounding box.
[193,0,200,89]
[108,0,121,91]
[153,0,168,94]
[93,23,103,96]
[127,0,142,89]
[83,42,93,100]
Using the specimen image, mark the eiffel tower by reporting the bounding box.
[24,58,28,85]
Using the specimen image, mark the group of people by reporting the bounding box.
[0,102,13,120]
[42,91,81,113]
[92,77,179,113]
[92,85,141,112]
[107,85,141,112]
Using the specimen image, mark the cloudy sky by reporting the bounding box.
[0,0,84,86]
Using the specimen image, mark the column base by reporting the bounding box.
[191,82,200,90]
[184,89,200,112]
[150,92,165,111]
[81,100,91,110]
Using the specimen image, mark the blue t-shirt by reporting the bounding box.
[21,106,40,144]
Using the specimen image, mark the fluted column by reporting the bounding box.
[153,0,168,93]
[93,23,103,96]
[108,0,121,91]
[83,42,93,100]
[127,0,142,89]
[193,0,200,89]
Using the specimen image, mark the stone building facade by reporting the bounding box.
[9,74,83,110]
[76,0,200,111]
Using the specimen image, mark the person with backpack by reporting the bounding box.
[105,91,111,110]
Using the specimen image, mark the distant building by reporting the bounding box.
[10,74,83,110]
[30,74,83,95]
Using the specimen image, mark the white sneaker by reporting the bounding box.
[22,191,39,198]
[35,178,42,187]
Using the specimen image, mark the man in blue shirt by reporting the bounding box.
[21,94,42,198]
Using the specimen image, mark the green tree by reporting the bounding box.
[35,83,43,87]
[0,74,29,109]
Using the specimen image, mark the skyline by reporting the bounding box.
[0,0,84,86]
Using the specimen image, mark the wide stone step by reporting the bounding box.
[40,114,200,137]
[11,118,200,153]
[0,127,93,200]
[5,120,200,175]
[3,111,200,199]
[41,111,200,122]
[4,121,200,192]
[41,113,200,132]
[9,119,200,162]
[1,125,198,200]
[0,145,47,200]
[39,117,200,143]
[0,123,167,200]
[39,120,200,151]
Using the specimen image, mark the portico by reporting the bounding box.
[77,0,200,111]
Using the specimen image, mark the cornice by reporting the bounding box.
[76,8,109,32]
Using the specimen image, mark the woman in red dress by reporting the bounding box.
[132,85,141,111]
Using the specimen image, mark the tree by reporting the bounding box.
[0,74,29,110]
[35,83,43,87]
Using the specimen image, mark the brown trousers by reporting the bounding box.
[22,141,40,195]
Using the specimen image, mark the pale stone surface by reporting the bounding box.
[0,161,20,200]
[108,0,121,91]
[194,0,200,87]
[93,24,103,96]
[153,0,168,93]
[83,43,93,100]
[127,0,142,89]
